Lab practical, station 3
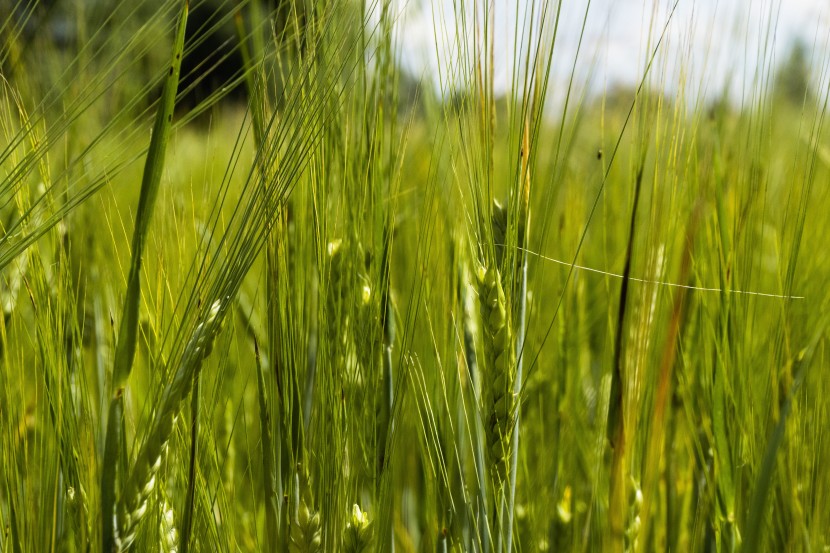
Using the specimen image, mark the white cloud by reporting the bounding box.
[393,0,830,103]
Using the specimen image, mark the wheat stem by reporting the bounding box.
[255,338,281,550]
[179,372,200,553]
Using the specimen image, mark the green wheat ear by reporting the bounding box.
[477,265,514,487]
[290,497,322,553]
[116,300,223,551]
[343,504,373,553]
[159,495,179,553]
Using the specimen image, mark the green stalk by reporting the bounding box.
[8,500,20,553]
[437,529,448,553]
[713,333,737,546]
[179,374,200,553]
[505,251,526,553]
[303,274,318,434]
[101,392,124,553]
[379,288,395,474]
[380,281,395,553]
[255,339,281,550]
[506,128,531,553]
[101,2,188,550]
[376,223,395,553]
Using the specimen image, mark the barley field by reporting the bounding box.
[1,0,829,551]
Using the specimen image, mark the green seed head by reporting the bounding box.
[343,504,373,553]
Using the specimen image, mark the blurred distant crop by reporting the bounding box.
[1,1,829,552]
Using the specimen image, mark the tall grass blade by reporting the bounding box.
[607,162,646,550]
[102,3,188,549]
[111,0,189,389]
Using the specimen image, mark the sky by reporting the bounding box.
[390,0,830,105]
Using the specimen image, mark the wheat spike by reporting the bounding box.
[115,300,223,551]
[343,504,373,553]
[159,496,178,553]
[477,266,514,486]
[290,497,322,553]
